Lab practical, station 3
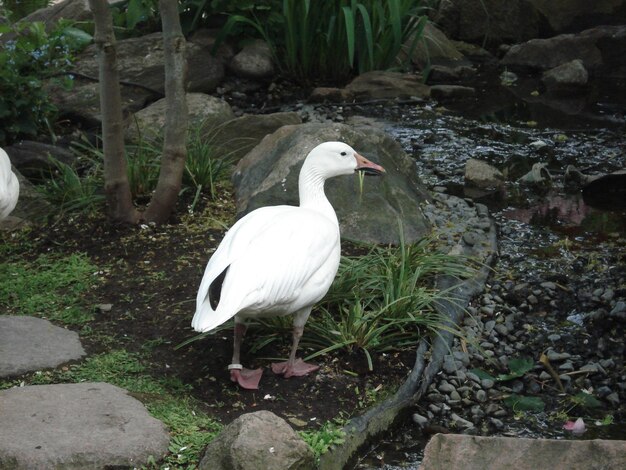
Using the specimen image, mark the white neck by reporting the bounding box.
[298,160,338,225]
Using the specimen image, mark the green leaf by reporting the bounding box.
[62,27,93,47]
[469,368,496,381]
[496,357,533,381]
[503,394,545,412]
[573,392,602,409]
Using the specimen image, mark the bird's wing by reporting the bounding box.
[192,207,340,332]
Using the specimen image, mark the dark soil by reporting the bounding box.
[11,187,414,427]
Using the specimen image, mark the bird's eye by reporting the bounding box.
[340,151,347,156]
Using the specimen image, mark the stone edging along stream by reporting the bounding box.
[319,193,498,470]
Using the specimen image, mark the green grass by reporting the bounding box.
[253,236,473,370]
[0,252,99,325]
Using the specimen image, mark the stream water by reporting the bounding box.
[339,83,626,468]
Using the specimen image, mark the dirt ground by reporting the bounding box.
[16,188,415,427]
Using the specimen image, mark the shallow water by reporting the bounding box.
[344,90,625,469]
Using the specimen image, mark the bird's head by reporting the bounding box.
[305,142,385,178]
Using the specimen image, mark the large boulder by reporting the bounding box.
[210,112,302,163]
[500,25,626,71]
[434,0,626,45]
[401,22,464,69]
[529,0,626,33]
[232,123,432,245]
[4,141,75,178]
[434,0,541,45]
[199,410,315,470]
[541,59,589,93]
[49,32,226,124]
[228,39,275,79]
[0,382,170,468]
[421,433,626,470]
[125,93,234,142]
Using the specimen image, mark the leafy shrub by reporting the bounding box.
[3,0,50,21]
[110,0,161,36]
[213,0,428,83]
[0,20,91,145]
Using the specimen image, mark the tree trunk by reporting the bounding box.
[143,0,189,223]
[88,0,138,223]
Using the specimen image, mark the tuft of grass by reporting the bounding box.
[253,234,473,370]
[37,156,105,214]
[0,253,99,325]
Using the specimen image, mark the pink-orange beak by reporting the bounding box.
[355,152,385,175]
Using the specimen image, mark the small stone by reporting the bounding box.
[539,371,551,380]
[527,294,539,305]
[606,392,620,406]
[96,303,113,312]
[484,320,496,334]
[547,334,561,341]
[412,413,429,427]
[510,380,524,394]
[481,379,495,389]
[559,362,575,371]
[600,289,614,302]
[540,281,556,290]
[439,382,456,394]
[489,418,505,430]
[450,413,474,429]
[475,390,487,403]
[466,372,480,383]
[450,390,462,402]
[494,324,509,335]
[547,351,571,361]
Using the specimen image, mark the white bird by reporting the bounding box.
[0,147,19,221]
[192,141,385,389]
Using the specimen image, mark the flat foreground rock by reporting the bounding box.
[421,433,626,470]
[0,316,85,378]
[0,382,170,469]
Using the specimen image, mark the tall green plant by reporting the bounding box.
[213,0,427,83]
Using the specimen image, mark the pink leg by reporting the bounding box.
[271,326,319,378]
[230,322,263,389]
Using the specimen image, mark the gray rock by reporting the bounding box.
[199,410,314,470]
[464,159,505,190]
[430,85,476,101]
[0,382,169,468]
[433,0,541,45]
[481,379,495,389]
[439,381,457,394]
[48,32,225,124]
[4,141,74,178]
[0,316,85,378]
[228,39,275,79]
[475,390,487,402]
[412,413,429,427]
[232,123,432,244]
[126,93,234,142]
[546,351,571,361]
[209,112,301,164]
[450,413,474,429]
[501,25,626,71]
[606,392,620,407]
[542,59,588,93]
[421,434,626,470]
[402,22,463,69]
[343,71,431,101]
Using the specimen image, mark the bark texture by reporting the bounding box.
[143,0,189,223]
[88,0,138,223]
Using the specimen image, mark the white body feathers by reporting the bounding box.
[0,148,19,221]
